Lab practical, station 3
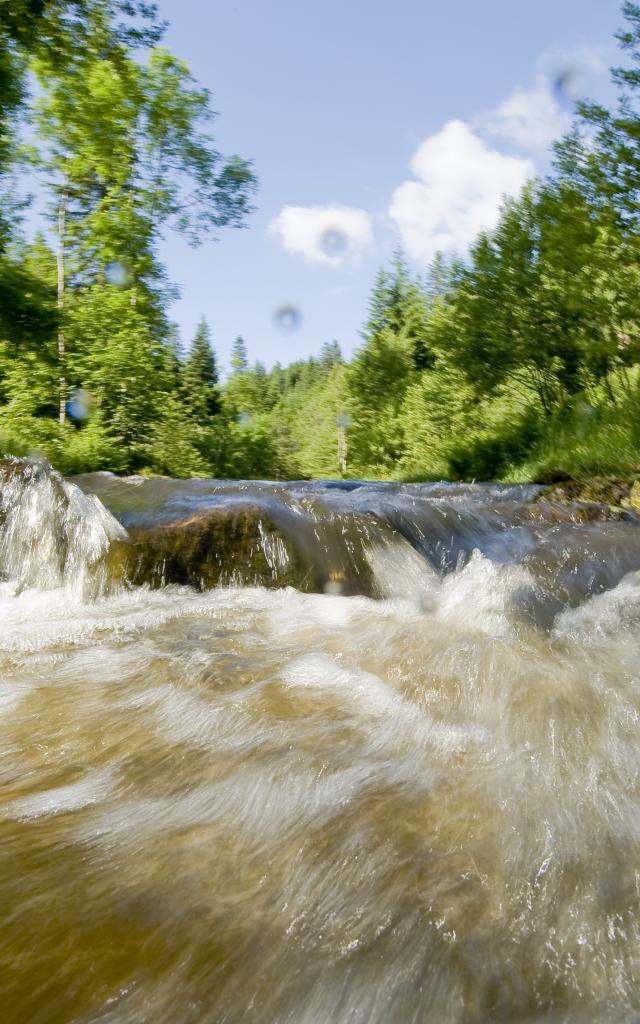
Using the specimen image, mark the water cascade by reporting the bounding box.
[2,458,640,1022]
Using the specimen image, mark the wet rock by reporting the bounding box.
[535,476,639,520]
[107,500,383,596]
[108,505,312,592]
[622,480,640,511]
[518,501,627,525]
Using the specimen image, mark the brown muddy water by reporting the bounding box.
[2,460,640,1023]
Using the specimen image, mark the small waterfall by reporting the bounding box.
[0,457,127,597]
[5,462,640,618]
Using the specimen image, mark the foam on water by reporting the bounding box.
[554,568,640,641]
[5,769,115,820]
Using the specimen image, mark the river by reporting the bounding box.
[1,459,640,1022]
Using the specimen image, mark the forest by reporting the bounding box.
[2,0,640,483]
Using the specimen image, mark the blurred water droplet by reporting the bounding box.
[618,332,631,351]
[66,388,93,421]
[105,261,129,288]
[553,66,582,105]
[323,580,343,595]
[320,227,348,258]
[274,305,302,332]
[577,401,596,420]
[26,448,47,463]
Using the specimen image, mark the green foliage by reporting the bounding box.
[0,254,57,349]
[0,0,264,479]
[3,1,640,485]
[145,394,209,477]
[398,363,478,480]
[346,256,432,475]
[66,287,173,463]
[508,369,640,482]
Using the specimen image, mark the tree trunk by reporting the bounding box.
[57,191,66,429]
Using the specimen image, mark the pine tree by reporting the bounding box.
[320,341,343,370]
[183,317,220,418]
[230,336,249,374]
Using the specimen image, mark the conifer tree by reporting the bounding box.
[183,317,220,418]
[230,336,249,374]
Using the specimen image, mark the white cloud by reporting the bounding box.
[389,120,534,264]
[272,48,606,271]
[268,204,373,266]
[479,79,571,151]
[481,46,608,153]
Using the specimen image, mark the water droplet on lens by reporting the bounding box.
[324,580,343,596]
[553,66,581,105]
[105,261,129,288]
[66,388,92,421]
[320,227,348,258]
[26,448,46,463]
[577,401,595,420]
[274,305,301,332]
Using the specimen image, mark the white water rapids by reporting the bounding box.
[1,460,640,1022]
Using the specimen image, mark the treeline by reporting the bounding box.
[339,1,640,483]
[2,2,640,482]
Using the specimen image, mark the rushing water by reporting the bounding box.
[2,461,640,1022]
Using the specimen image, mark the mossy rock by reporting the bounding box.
[536,476,634,511]
[621,480,640,511]
[107,505,313,591]
[105,501,382,596]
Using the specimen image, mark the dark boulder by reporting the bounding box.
[108,505,312,591]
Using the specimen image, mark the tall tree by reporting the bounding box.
[230,336,249,374]
[31,1,257,425]
[556,2,640,223]
[319,341,343,371]
[348,256,432,471]
[183,317,220,417]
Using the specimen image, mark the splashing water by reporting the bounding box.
[2,461,640,1022]
[0,457,126,598]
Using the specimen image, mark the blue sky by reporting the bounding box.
[111,2,628,369]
